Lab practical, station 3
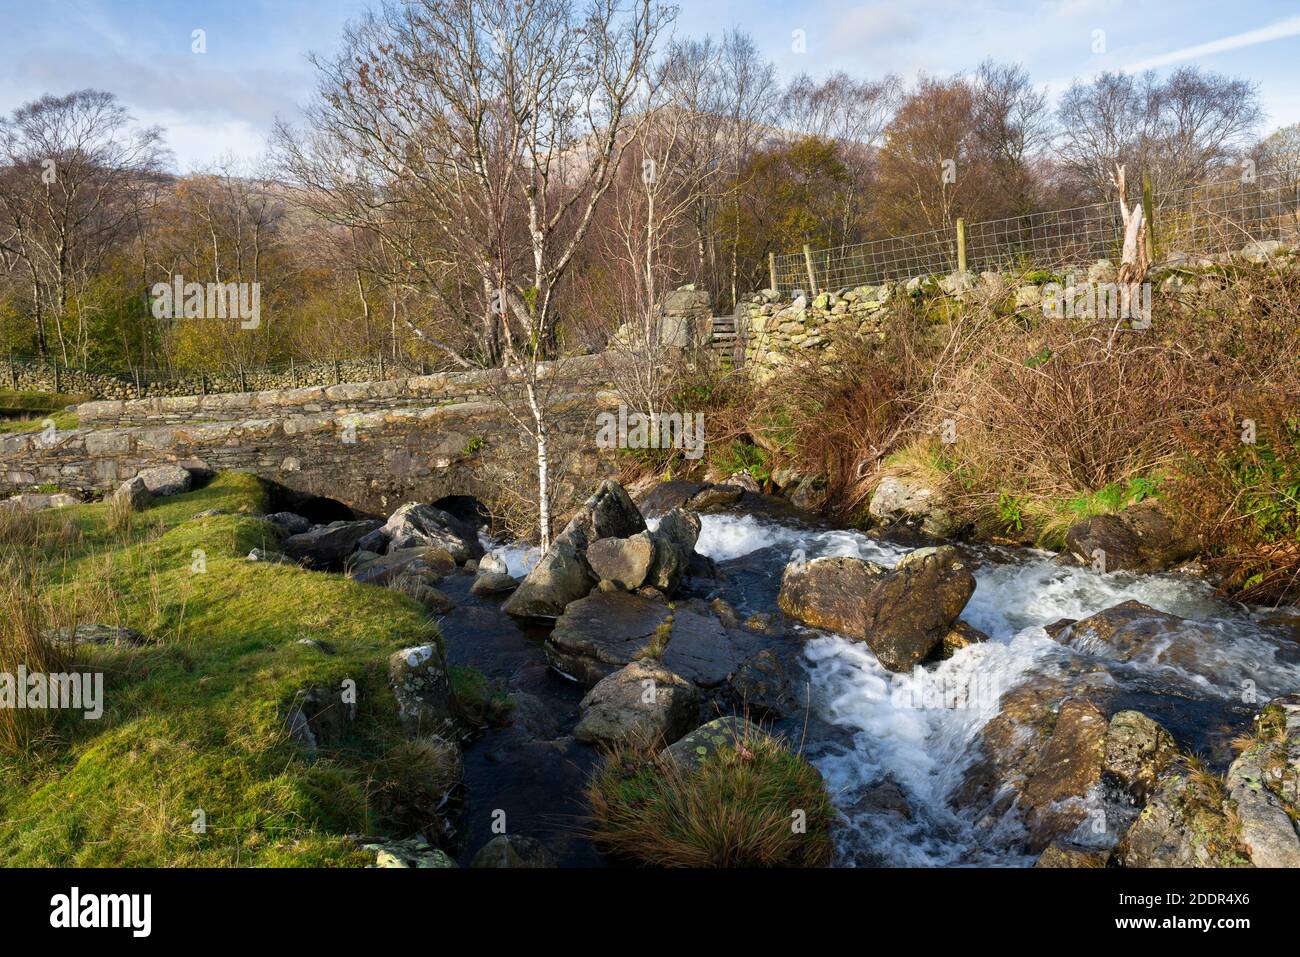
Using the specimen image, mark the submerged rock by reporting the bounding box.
[545,590,671,685]
[727,649,796,718]
[573,660,699,747]
[470,571,518,597]
[470,834,555,868]
[1051,599,1195,664]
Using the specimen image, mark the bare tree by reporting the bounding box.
[1055,67,1261,202]
[278,0,673,548]
[0,90,167,361]
[718,29,779,310]
[972,60,1051,216]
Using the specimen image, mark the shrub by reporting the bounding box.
[586,729,833,867]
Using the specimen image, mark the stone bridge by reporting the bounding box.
[0,355,622,518]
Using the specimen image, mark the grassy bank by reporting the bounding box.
[0,390,84,434]
[0,473,446,866]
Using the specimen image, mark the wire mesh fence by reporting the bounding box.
[772,167,1300,295]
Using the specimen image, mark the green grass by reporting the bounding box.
[0,472,454,866]
[0,390,84,434]
[711,440,771,482]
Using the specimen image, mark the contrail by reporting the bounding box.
[1125,14,1300,71]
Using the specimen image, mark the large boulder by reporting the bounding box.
[349,547,453,587]
[282,520,384,568]
[635,480,706,516]
[1117,772,1248,868]
[503,480,646,620]
[659,716,765,773]
[659,599,765,688]
[544,590,671,686]
[586,531,656,590]
[265,511,311,535]
[645,508,700,594]
[1064,503,1198,573]
[135,464,193,497]
[382,503,483,564]
[573,660,699,747]
[1224,695,1300,868]
[1104,710,1176,804]
[777,546,976,672]
[388,644,455,738]
[868,475,957,538]
[113,476,152,511]
[1017,698,1108,852]
[685,484,744,513]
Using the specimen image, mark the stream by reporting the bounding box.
[439,506,1300,867]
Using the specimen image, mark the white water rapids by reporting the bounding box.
[483,512,1300,866]
[691,513,1300,866]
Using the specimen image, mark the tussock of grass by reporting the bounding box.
[0,472,447,866]
[586,729,834,868]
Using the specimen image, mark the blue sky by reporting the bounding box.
[2,0,1298,172]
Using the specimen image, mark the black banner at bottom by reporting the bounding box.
[0,866,1279,943]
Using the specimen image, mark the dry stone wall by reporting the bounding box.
[1,355,622,517]
[75,354,612,427]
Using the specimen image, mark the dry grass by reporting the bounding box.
[0,559,70,754]
[585,725,834,868]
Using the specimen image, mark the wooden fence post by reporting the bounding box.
[956,218,967,274]
[53,362,61,395]
[1142,174,1157,262]
[334,359,341,384]
[768,252,778,294]
[802,244,819,296]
